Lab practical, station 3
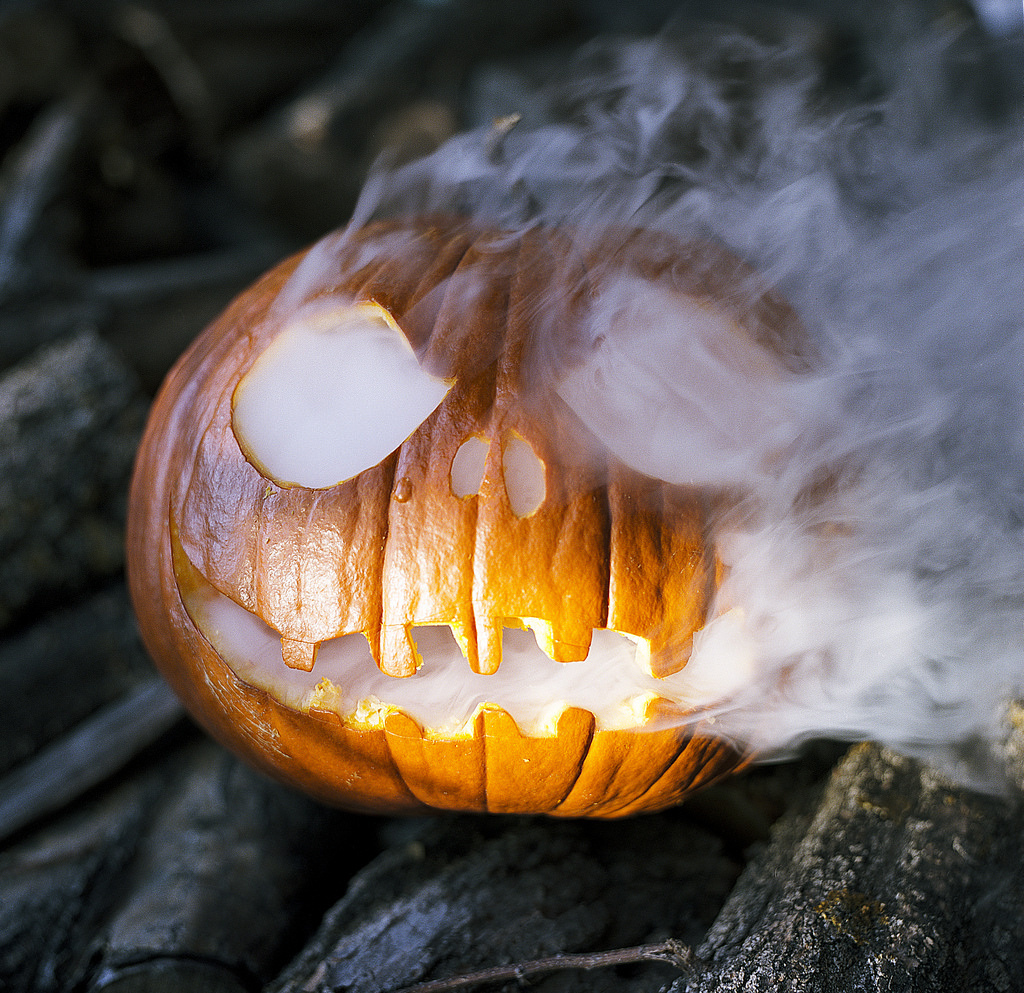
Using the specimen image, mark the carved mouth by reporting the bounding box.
[173,537,755,736]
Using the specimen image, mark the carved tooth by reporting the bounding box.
[449,620,480,673]
[281,638,319,671]
[472,620,502,675]
[380,624,420,677]
[524,616,593,663]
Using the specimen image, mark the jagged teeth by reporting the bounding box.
[177,545,752,737]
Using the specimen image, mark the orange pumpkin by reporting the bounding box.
[126,217,804,817]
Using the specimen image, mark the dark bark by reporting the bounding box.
[0,677,183,845]
[0,89,96,301]
[0,738,369,993]
[676,743,1024,993]
[0,331,147,628]
[85,744,369,992]
[0,749,171,993]
[0,583,156,776]
[269,813,738,993]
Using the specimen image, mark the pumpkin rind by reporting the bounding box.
[127,217,806,817]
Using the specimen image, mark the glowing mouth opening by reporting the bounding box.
[178,556,756,735]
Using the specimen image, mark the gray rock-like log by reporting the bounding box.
[0,739,360,993]
[0,677,183,845]
[0,330,147,628]
[0,583,156,776]
[676,743,1024,993]
[270,814,739,993]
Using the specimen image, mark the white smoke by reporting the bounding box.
[343,9,1024,783]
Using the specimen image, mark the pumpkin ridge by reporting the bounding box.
[465,237,519,675]
[370,450,400,672]
[178,419,250,604]
[611,734,740,817]
[620,735,697,815]
[414,225,513,671]
[550,709,597,806]
[383,224,476,353]
[597,728,692,818]
[599,459,615,633]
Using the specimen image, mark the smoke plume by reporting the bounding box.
[337,6,1024,783]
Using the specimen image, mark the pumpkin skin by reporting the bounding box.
[126,217,804,817]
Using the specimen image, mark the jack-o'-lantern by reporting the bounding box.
[126,217,806,817]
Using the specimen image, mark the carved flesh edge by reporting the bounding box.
[174,542,756,738]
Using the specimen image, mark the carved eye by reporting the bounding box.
[232,301,451,488]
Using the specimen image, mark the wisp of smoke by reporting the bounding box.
[332,8,1024,784]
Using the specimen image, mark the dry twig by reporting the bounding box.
[392,939,697,993]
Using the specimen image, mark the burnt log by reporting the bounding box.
[0,330,147,628]
[0,746,173,993]
[676,743,1024,993]
[0,677,183,846]
[0,738,367,993]
[0,583,156,777]
[269,813,739,993]
[85,743,368,993]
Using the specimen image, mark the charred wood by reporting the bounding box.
[0,738,366,993]
[0,581,157,777]
[227,0,578,237]
[0,747,173,993]
[83,743,366,993]
[0,89,96,300]
[269,814,738,993]
[0,677,183,846]
[676,743,1024,993]
[0,330,146,627]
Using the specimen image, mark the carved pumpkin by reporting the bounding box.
[126,217,805,817]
